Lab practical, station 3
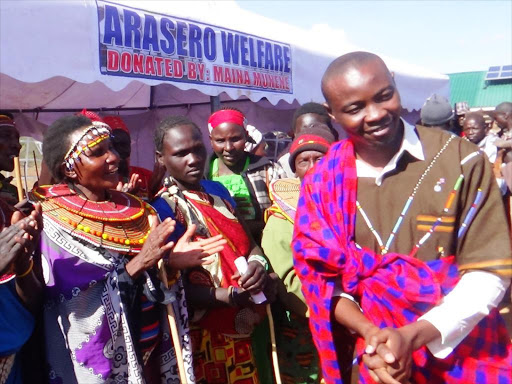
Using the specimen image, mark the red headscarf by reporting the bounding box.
[103,116,130,135]
[207,109,246,133]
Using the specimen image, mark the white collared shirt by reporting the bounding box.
[336,119,509,358]
[355,120,424,185]
[477,134,498,163]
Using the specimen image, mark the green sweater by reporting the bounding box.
[261,214,309,317]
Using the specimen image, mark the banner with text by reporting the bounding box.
[97,1,293,94]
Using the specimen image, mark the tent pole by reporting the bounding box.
[210,96,220,113]
[149,86,155,109]
[2,98,248,114]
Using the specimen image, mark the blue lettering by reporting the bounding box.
[123,9,142,49]
[274,44,283,72]
[248,38,257,68]
[257,40,264,69]
[240,35,249,66]
[283,46,291,73]
[221,32,239,65]
[264,42,274,71]
[176,21,188,56]
[160,18,175,54]
[203,27,216,60]
[142,15,159,52]
[103,5,123,46]
[188,23,202,58]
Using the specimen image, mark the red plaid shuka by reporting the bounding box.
[292,139,512,384]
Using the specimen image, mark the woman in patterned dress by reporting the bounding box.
[33,114,225,384]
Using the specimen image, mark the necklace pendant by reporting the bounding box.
[434,178,445,192]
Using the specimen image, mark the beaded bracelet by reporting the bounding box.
[228,286,235,306]
[228,286,243,307]
[248,255,269,271]
[16,259,34,279]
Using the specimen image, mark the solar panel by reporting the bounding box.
[486,65,512,81]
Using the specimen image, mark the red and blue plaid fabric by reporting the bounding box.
[292,139,512,384]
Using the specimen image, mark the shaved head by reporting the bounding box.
[495,102,512,114]
[464,112,485,127]
[321,52,391,102]
[494,102,512,131]
[463,112,488,143]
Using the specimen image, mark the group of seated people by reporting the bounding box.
[1,51,511,384]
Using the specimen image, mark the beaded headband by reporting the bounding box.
[63,121,112,171]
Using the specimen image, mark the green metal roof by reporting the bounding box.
[448,71,512,108]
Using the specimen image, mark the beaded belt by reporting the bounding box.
[0,354,15,384]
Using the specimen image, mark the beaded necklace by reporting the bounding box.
[31,184,154,255]
[356,135,455,255]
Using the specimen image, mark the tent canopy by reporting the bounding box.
[1,0,449,113]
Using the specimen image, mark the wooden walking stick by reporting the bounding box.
[266,304,282,384]
[158,260,188,384]
[13,157,24,202]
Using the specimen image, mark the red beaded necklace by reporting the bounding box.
[31,184,155,255]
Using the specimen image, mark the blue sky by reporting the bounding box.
[236,0,512,75]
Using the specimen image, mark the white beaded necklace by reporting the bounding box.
[356,135,455,255]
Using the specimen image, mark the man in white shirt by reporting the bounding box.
[292,51,512,384]
[463,112,508,194]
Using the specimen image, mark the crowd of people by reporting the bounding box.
[0,51,511,384]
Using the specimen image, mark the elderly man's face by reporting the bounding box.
[0,125,21,172]
[324,59,402,151]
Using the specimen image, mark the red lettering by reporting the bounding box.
[187,61,197,80]
[107,50,120,71]
[261,73,268,88]
[244,71,250,85]
[268,74,275,89]
[197,63,205,81]
[173,60,183,78]
[224,67,232,83]
[133,53,144,74]
[235,69,243,84]
[154,57,164,76]
[120,52,132,73]
[164,58,173,77]
[145,56,156,76]
[213,65,223,82]
[253,72,262,86]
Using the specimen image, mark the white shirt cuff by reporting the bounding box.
[418,271,509,359]
[333,279,362,312]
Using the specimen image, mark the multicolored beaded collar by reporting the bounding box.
[63,121,112,171]
[31,184,155,255]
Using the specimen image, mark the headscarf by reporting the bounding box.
[104,115,130,135]
[208,109,247,133]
